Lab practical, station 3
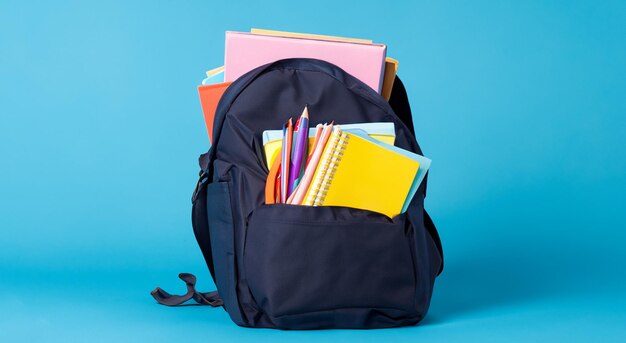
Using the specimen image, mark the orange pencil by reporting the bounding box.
[280,118,293,203]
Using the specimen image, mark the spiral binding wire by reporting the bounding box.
[306,128,350,206]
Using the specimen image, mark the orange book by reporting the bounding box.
[197,82,232,142]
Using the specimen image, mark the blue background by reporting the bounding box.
[1,0,625,341]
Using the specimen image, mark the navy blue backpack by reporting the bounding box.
[153,58,443,329]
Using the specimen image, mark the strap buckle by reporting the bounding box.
[191,170,209,203]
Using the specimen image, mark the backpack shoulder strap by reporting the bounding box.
[191,151,216,282]
[389,76,444,275]
[152,153,224,307]
[388,76,416,138]
[424,210,444,275]
[151,273,223,307]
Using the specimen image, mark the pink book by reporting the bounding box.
[224,31,387,93]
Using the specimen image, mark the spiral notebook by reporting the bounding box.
[302,127,427,218]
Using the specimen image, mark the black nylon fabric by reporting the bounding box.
[195,58,442,329]
[388,76,443,275]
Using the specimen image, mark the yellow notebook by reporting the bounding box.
[250,28,372,44]
[302,127,420,218]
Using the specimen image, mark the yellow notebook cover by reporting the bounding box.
[302,127,420,218]
[250,28,373,44]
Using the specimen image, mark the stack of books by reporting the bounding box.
[263,106,431,218]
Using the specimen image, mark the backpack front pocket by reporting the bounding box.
[243,204,417,327]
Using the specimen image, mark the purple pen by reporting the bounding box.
[288,105,310,196]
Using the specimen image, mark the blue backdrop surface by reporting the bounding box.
[1,1,625,341]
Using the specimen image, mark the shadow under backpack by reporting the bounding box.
[152,58,444,330]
